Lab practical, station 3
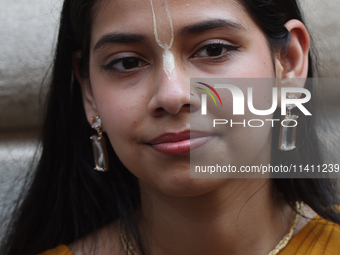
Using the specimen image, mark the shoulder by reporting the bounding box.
[68,221,124,255]
[38,244,73,255]
[281,215,340,255]
[38,221,123,255]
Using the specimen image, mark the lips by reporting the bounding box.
[149,130,213,156]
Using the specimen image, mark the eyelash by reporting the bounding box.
[101,57,148,74]
[100,42,241,74]
[191,42,241,60]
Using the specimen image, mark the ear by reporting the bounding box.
[73,51,98,126]
[275,19,310,107]
[275,19,310,79]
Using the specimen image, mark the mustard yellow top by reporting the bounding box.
[38,216,340,255]
[279,215,340,255]
[38,244,72,255]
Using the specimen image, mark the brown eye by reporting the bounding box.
[103,57,148,71]
[193,43,240,59]
[121,58,141,69]
[205,45,224,57]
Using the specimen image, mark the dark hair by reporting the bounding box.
[240,0,339,223]
[1,0,339,254]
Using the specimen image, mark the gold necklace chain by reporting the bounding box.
[118,219,139,255]
[118,202,303,255]
[267,201,303,255]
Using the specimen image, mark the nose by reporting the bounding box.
[147,65,201,117]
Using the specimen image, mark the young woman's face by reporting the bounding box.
[84,0,277,196]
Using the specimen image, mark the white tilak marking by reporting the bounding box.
[149,0,175,80]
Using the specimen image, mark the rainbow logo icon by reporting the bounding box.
[196,82,223,106]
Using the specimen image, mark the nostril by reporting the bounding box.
[182,104,192,113]
[155,107,164,113]
[152,107,167,117]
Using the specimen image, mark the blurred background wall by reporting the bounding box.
[0,0,63,239]
[0,0,339,237]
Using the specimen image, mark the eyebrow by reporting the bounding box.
[179,19,247,36]
[93,33,148,52]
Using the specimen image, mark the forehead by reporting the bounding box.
[91,0,254,47]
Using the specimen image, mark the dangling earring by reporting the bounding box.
[279,94,299,151]
[90,116,109,171]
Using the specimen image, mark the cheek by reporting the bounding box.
[228,33,275,79]
[96,92,148,171]
[248,35,276,78]
[100,97,145,140]
[89,76,147,150]
[198,80,274,172]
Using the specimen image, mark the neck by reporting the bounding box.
[138,179,295,255]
